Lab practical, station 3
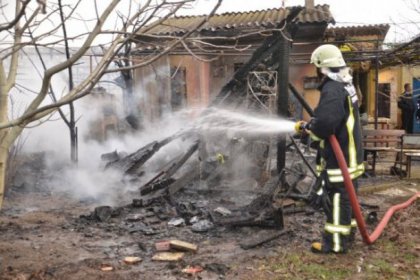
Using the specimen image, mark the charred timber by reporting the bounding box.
[167,165,200,195]
[139,141,199,196]
[105,134,180,174]
[215,207,283,229]
[140,178,176,196]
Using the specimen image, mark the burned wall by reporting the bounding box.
[169,55,211,110]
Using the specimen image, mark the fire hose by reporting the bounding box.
[289,83,420,245]
[329,135,420,244]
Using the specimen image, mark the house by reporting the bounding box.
[132,1,335,122]
[131,1,401,129]
[377,35,420,130]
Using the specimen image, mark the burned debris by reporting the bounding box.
[82,32,321,264]
[104,133,184,175]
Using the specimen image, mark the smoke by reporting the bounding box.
[10,46,295,208]
[17,101,293,208]
[37,106,198,206]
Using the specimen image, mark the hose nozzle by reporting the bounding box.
[294,121,308,133]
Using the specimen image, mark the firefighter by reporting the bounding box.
[295,44,364,253]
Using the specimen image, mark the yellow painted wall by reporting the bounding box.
[367,65,420,128]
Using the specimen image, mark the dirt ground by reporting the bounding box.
[0,170,419,279]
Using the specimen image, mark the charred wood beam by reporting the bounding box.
[105,140,160,174]
[140,178,176,196]
[168,165,200,195]
[142,170,165,188]
[105,133,181,174]
[165,141,199,178]
[288,83,314,116]
[276,31,291,173]
[215,207,283,229]
[139,141,199,195]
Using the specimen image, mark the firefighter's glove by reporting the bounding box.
[309,178,332,216]
[294,121,307,134]
[216,153,225,164]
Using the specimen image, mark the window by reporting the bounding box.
[378,83,391,118]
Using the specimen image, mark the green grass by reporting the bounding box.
[238,239,419,280]
[262,251,353,280]
[367,259,396,274]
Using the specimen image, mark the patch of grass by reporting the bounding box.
[369,259,396,275]
[303,263,352,279]
[264,251,353,280]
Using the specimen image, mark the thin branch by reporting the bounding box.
[0,1,82,60]
[0,0,219,129]
[0,0,31,33]
[25,13,71,127]
[19,0,121,124]
[105,0,223,74]
[180,40,218,62]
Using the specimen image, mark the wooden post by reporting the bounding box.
[276,32,291,173]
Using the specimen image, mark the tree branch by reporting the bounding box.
[0,0,31,33]
[0,0,222,130]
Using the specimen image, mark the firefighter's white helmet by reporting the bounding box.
[310,44,346,68]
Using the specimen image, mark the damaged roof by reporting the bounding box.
[325,24,390,38]
[143,5,334,35]
[382,34,420,66]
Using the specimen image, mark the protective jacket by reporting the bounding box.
[308,77,364,183]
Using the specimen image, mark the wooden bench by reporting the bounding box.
[362,129,405,175]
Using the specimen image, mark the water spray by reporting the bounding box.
[195,108,296,136]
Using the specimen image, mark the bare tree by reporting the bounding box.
[0,0,222,208]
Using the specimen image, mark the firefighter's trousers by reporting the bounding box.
[322,180,358,253]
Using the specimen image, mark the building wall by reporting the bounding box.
[367,65,420,128]
[169,55,211,109]
[289,64,318,120]
[133,56,171,122]
[371,67,400,126]
[134,53,319,121]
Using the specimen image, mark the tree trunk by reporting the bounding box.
[0,142,9,209]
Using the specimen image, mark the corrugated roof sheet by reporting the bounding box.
[325,24,390,37]
[144,4,334,35]
[382,34,420,66]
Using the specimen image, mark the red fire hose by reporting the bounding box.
[329,135,420,244]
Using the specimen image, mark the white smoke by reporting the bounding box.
[38,107,198,206]
[9,48,199,206]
